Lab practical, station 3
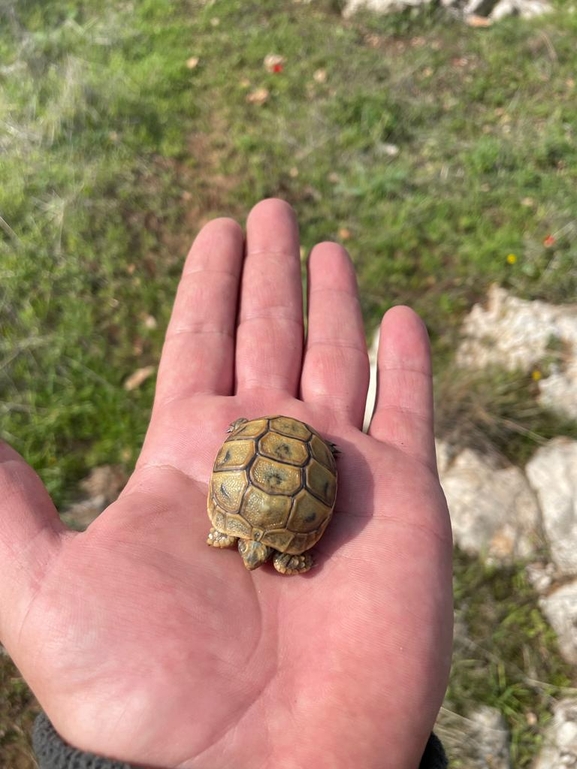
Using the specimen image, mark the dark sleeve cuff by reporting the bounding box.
[33,711,448,768]
[33,712,134,768]
[419,731,448,768]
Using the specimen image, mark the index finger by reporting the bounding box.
[154,217,244,404]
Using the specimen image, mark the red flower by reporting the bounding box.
[272,63,283,73]
[543,234,556,247]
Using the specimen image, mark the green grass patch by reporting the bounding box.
[447,550,573,767]
[435,366,577,465]
[2,0,577,503]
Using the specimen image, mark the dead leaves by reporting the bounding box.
[246,87,270,105]
[124,365,156,391]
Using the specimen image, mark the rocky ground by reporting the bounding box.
[341,0,553,24]
[442,287,577,767]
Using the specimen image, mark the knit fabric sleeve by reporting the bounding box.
[33,713,133,769]
[419,731,448,769]
[33,711,448,769]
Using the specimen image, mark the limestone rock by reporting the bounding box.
[525,560,556,593]
[540,581,577,665]
[342,0,431,18]
[526,438,577,575]
[539,364,577,422]
[457,285,577,420]
[440,448,541,562]
[342,0,552,16]
[490,0,552,20]
[344,0,552,17]
[463,0,552,18]
[533,698,577,768]
[436,705,511,769]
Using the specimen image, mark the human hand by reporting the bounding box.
[0,199,452,769]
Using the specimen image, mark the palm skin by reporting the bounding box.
[0,199,452,769]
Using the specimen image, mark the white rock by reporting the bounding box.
[344,0,551,16]
[436,705,511,769]
[440,448,541,562]
[342,0,432,18]
[533,698,577,768]
[469,706,511,769]
[525,561,556,594]
[456,285,577,420]
[526,438,577,575]
[539,361,577,419]
[540,581,577,665]
[491,0,552,19]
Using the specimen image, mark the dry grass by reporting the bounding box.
[0,653,39,769]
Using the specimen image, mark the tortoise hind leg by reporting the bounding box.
[207,528,237,548]
[273,551,314,575]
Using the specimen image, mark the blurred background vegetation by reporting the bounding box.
[1,0,576,765]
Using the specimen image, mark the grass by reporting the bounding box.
[443,550,573,767]
[435,366,577,465]
[440,550,575,769]
[1,0,577,765]
[0,654,38,769]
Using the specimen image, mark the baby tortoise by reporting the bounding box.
[207,415,338,574]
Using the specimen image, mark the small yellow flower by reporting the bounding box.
[531,369,542,381]
[506,253,517,264]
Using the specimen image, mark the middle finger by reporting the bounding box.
[235,199,304,396]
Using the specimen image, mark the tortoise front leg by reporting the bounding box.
[273,551,314,575]
[207,528,237,548]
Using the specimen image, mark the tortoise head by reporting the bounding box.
[237,539,273,570]
[227,417,249,435]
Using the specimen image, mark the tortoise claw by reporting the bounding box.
[207,528,237,548]
[273,551,314,575]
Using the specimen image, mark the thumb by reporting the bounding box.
[0,442,66,645]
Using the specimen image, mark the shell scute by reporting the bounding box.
[221,511,252,538]
[259,432,308,466]
[214,440,255,471]
[250,455,302,496]
[229,418,268,439]
[309,433,337,472]
[287,488,332,533]
[212,471,248,512]
[260,528,296,551]
[242,486,292,528]
[305,459,337,507]
[270,416,311,441]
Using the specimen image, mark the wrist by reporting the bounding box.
[33,711,448,769]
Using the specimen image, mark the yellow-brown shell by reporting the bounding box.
[208,416,337,554]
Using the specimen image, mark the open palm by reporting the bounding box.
[0,199,452,769]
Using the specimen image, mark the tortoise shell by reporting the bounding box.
[207,416,337,569]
